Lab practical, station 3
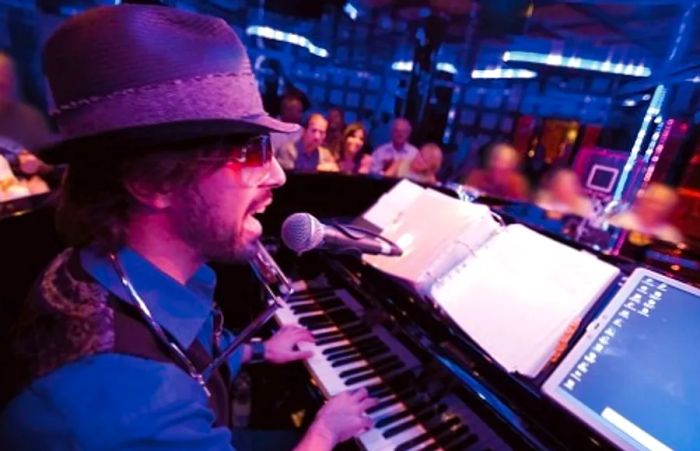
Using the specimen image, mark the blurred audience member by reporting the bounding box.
[335,122,372,175]
[0,53,52,151]
[371,118,418,175]
[535,168,593,218]
[0,152,50,201]
[277,113,338,173]
[463,141,529,201]
[0,154,29,201]
[324,106,345,151]
[270,91,306,151]
[610,183,683,243]
[388,142,443,185]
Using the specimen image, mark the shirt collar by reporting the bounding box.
[391,143,408,153]
[80,245,217,349]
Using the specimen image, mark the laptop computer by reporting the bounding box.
[542,268,700,450]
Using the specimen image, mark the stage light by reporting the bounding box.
[502,51,651,77]
[622,99,636,107]
[613,85,666,201]
[246,26,329,58]
[343,3,358,20]
[437,62,458,74]
[471,68,537,79]
[391,61,458,74]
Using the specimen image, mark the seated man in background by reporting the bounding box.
[370,118,418,176]
[610,182,683,243]
[463,141,530,201]
[535,168,593,218]
[276,113,338,173]
[387,142,443,185]
[0,5,374,450]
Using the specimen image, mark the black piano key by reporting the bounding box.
[328,339,387,360]
[338,355,399,378]
[314,335,348,347]
[375,408,413,429]
[299,308,359,329]
[315,330,373,347]
[431,424,472,450]
[394,416,462,451]
[382,404,448,439]
[324,336,382,355]
[287,288,336,303]
[312,323,369,341]
[444,433,479,450]
[365,371,415,397]
[331,346,389,367]
[366,395,399,414]
[344,360,405,386]
[291,298,344,314]
[368,385,418,412]
[327,341,383,362]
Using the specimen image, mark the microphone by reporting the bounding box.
[281,212,402,256]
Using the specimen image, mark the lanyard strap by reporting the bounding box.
[108,252,211,397]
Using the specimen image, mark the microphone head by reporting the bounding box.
[281,212,324,254]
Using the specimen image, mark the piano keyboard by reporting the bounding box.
[275,284,512,451]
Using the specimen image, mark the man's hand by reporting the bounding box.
[263,325,314,364]
[296,388,377,450]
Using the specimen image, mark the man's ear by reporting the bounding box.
[123,179,172,210]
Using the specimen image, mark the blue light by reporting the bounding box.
[502,51,651,77]
[642,121,665,164]
[391,61,458,74]
[612,85,666,200]
[391,60,414,72]
[471,68,537,79]
[343,2,358,20]
[436,62,458,74]
[622,99,637,107]
[246,26,329,58]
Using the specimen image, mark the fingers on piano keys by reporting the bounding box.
[276,286,511,450]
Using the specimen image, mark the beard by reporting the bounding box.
[172,184,258,264]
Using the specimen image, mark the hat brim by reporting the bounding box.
[39,116,300,164]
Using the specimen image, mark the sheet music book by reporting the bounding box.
[362,181,620,377]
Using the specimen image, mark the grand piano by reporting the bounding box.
[254,172,699,450]
[2,173,698,450]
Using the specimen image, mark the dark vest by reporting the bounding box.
[1,248,232,428]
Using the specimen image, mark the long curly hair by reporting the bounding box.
[56,137,240,252]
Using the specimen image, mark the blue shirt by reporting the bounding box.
[294,141,320,173]
[0,246,244,450]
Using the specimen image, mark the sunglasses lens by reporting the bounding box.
[242,135,272,167]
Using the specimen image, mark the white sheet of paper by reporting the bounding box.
[430,224,619,376]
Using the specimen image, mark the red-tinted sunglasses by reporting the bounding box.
[227,134,273,167]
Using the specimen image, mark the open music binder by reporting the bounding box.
[362,180,620,377]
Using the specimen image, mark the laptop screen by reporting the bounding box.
[543,268,700,451]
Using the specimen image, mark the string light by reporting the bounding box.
[246,26,329,58]
[502,51,651,77]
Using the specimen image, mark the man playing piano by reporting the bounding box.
[0,4,374,450]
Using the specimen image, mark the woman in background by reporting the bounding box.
[334,122,373,175]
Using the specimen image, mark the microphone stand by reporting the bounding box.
[202,241,294,381]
